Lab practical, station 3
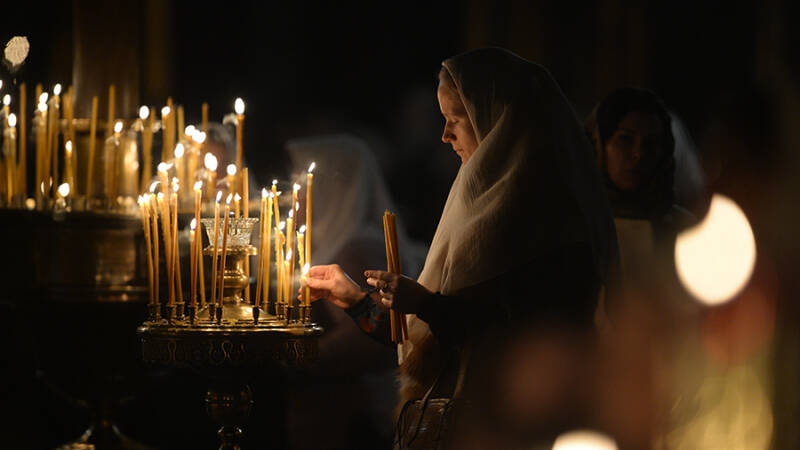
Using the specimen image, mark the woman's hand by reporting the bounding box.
[303,264,364,309]
[364,270,434,314]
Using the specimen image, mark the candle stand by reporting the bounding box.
[138,218,322,449]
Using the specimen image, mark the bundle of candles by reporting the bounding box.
[383,210,409,343]
[136,160,317,325]
[0,80,248,214]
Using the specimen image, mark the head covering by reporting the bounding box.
[584,87,675,219]
[416,48,617,298]
[285,134,427,279]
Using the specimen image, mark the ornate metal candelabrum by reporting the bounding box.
[138,217,322,449]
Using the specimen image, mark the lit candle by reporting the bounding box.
[160,106,170,163]
[166,97,175,151]
[285,209,294,277]
[190,218,197,308]
[285,249,293,309]
[3,94,10,122]
[306,162,314,268]
[204,153,218,199]
[271,179,280,225]
[234,193,241,218]
[157,162,170,200]
[301,263,310,306]
[87,96,98,198]
[104,121,123,202]
[106,84,115,139]
[177,105,185,143]
[218,193,233,310]
[242,168,249,218]
[49,86,60,198]
[4,113,17,204]
[35,101,48,202]
[193,181,203,307]
[296,224,306,269]
[64,140,74,196]
[174,143,185,204]
[18,83,26,198]
[201,102,209,146]
[139,196,155,305]
[149,191,160,307]
[276,221,285,308]
[234,98,245,176]
[264,194,273,307]
[171,180,183,305]
[139,106,152,193]
[210,191,223,307]
[226,164,237,194]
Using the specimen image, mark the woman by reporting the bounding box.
[306,48,617,447]
[584,88,696,303]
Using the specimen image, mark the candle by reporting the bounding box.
[210,191,223,307]
[50,86,61,197]
[63,88,74,195]
[140,106,152,193]
[174,143,185,203]
[177,105,185,143]
[160,106,170,163]
[234,98,244,176]
[242,168,250,303]
[106,84,115,139]
[285,209,294,277]
[226,164,237,194]
[234,193,241,218]
[306,162,315,268]
[263,194,273,307]
[201,102,209,144]
[18,83,26,198]
[4,113,17,203]
[104,121,123,202]
[292,183,300,218]
[285,249,293,309]
[190,218,197,308]
[139,196,155,305]
[64,140,74,195]
[218,193,233,310]
[35,101,47,203]
[276,221,285,309]
[271,180,280,225]
[149,193,160,307]
[162,192,174,306]
[171,181,183,305]
[255,189,267,308]
[167,97,175,151]
[296,225,306,269]
[204,153,218,199]
[301,263,310,306]
[87,96,98,198]
[193,181,203,308]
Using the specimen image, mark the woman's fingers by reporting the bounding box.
[305,277,333,291]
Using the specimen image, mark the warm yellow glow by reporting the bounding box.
[185,125,196,137]
[3,94,10,106]
[161,106,170,116]
[272,179,278,186]
[149,181,160,193]
[157,162,169,173]
[262,187,268,198]
[288,209,294,218]
[172,178,180,193]
[552,430,618,450]
[204,153,218,171]
[157,192,165,201]
[7,113,16,127]
[65,140,72,153]
[190,218,197,230]
[39,92,48,104]
[114,121,123,133]
[216,191,223,202]
[174,143,185,158]
[57,183,70,198]
[53,83,62,96]
[299,225,306,233]
[675,194,756,306]
[279,221,285,231]
[308,162,316,173]
[226,193,233,204]
[25,198,35,210]
[194,180,203,191]
[302,263,309,276]
[194,131,206,144]
[234,97,245,115]
[293,183,301,192]
[38,102,47,113]
[234,193,241,202]
[226,164,237,176]
[285,249,292,262]
[0,80,3,90]
[139,105,150,120]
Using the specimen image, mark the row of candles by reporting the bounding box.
[137,162,316,323]
[0,80,248,211]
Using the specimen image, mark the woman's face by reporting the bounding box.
[438,82,479,164]
[604,111,665,192]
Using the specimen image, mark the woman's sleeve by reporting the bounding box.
[344,291,394,347]
[416,243,600,347]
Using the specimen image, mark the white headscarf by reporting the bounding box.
[408,48,617,352]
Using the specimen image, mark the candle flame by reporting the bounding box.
[157,192,165,200]
[216,191,223,202]
[293,183,301,192]
[553,430,618,450]
[53,84,62,96]
[174,143,185,158]
[157,162,169,173]
[204,153,218,171]
[262,187,268,198]
[302,263,310,275]
[194,180,203,191]
[161,106,170,116]
[65,140,72,153]
[38,102,47,113]
[194,131,206,144]
[39,93,48,104]
[172,180,180,193]
[272,179,278,186]
[279,221,285,231]
[25,198,35,210]
[285,249,292,262]
[137,195,143,205]
[308,162,316,173]
[190,218,197,230]
[185,125,196,137]
[114,121,123,133]
[139,105,150,120]
[0,80,2,89]
[57,183,70,198]
[299,225,306,233]
[149,181,160,193]
[234,193,241,201]
[40,182,45,194]
[296,201,299,211]
[226,193,233,204]
[226,164,237,176]
[234,97,245,115]
[3,94,10,106]
[7,113,16,127]
[288,209,294,218]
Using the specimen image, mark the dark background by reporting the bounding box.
[1,0,799,449]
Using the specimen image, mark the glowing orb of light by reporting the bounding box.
[552,430,618,450]
[675,194,756,306]
[4,36,30,66]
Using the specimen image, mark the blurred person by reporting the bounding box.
[283,134,428,449]
[305,47,618,447]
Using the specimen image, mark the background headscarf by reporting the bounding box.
[584,87,676,220]
[416,48,617,298]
